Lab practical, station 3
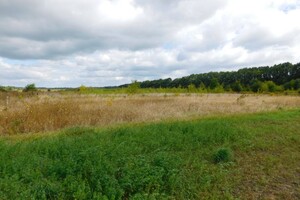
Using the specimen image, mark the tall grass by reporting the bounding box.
[1,93,300,134]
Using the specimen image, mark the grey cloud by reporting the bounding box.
[135,0,227,23]
[0,0,228,59]
[1,0,300,87]
[233,26,300,51]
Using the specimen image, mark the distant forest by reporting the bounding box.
[121,62,300,92]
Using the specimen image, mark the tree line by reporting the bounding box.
[121,62,300,92]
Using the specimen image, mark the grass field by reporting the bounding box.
[1,93,300,135]
[0,108,299,199]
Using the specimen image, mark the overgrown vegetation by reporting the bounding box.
[0,110,299,199]
[1,94,300,134]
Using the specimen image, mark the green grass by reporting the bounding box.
[0,109,300,199]
[76,87,198,95]
[71,86,300,95]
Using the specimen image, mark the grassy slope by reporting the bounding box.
[0,109,299,199]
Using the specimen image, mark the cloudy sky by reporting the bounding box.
[0,0,300,87]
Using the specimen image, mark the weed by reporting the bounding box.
[213,148,233,163]
[0,93,299,134]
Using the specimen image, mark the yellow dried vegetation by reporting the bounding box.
[0,92,300,134]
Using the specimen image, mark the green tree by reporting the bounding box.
[79,85,88,93]
[295,79,300,90]
[187,84,197,93]
[231,81,243,92]
[23,83,37,92]
[127,81,140,94]
[251,80,265,92]
[265,81,276,92]
[260,82,269,92]
[198,82,206,92]
[209,78,220,90]
[213,85,224,93]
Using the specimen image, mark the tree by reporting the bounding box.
[187,84,197,93]
[122,62,300,93]
[260,82,269,92]
[127,80,140,94]
[265,81,276,92]
[23,83,37,92]
[250,80,262,92]
[231,81,243,92]
[79,85,88,93]
[295,79,300,90]
[209,78,220,90]
[199,82,206,92]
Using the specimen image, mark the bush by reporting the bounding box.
[78,85,88,93]
[213,148,233,163]
[265,81,277,92]
[127,81,140,94]
[23,83,37,92]
[187,84,197,93]
[0,86,6,92]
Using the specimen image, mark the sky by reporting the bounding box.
[0,0,300,87]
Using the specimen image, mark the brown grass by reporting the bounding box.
[0,92,300,134]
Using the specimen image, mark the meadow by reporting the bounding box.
[0,92,300,135]
[0,92,300,199]
[0,109,299,199]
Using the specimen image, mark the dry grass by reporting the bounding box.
[0,92,300,134]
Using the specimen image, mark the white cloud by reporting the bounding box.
[0,0,299,87]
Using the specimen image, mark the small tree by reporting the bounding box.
[127,80,140,94]
[23,83,37,92]
[260,82,269,92]
[199,82,206,92]
[79,85,88,93]
[187,84,197,93]
[265,81,277,92]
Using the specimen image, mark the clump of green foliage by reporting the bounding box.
[0,86,7,92]
[213,148,233,163]
[78,85,88,93]
[126,80,140,94]
[23,83,37,92]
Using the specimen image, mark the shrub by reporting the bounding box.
[213,148,233,163]
[78,85,88,93]
[187,84,197,93]
[265,81,277,92]
[0,86,6,92]
[127,81,140,94]
[23,83,37,92]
